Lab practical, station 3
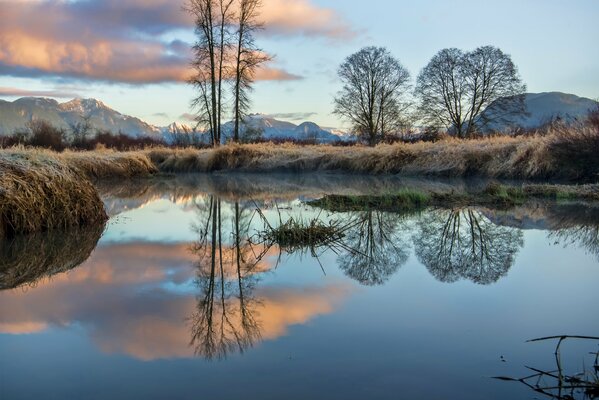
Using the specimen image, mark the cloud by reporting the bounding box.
[0,86,78,98]
[267,112,317,121]
[0,0,351,84]
[261,0,357,39]
[179,113,196,122]
[152,112,170,118]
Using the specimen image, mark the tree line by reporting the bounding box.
[186,1,528,146]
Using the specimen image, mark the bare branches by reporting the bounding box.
[232,0,270,142]
[333,47,411,146]
[187,0,268,146]
[415,46,526,137]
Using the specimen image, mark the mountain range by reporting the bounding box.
[0,92,596,142]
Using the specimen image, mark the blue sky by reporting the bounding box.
[0,0,597,128]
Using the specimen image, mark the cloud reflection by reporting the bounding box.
[0,240,350,360]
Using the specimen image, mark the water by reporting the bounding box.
[1,174,598,400]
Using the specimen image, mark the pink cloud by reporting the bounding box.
[0,0,353,84]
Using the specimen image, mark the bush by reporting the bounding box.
[25,120,67,151]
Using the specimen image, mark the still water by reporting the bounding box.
[1,174,598,399]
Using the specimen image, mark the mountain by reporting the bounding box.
[480,92,598,132]
[0,97,160,138]
[0,97,348,143]
[218,114,345,143]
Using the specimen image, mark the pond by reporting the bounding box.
[1,174,598,400]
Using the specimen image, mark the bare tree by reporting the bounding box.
[415,46,526,137]
[333,46,411,146]
[232,0,270,142]
[187,0,234,146]
[69,114,93,148]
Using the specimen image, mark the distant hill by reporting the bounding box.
[0,97,161,138]
[480,92,598,132]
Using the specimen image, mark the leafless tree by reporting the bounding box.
[187,0,235,146]
[333,47,411,146]
[232,0,270,142]
[69,114,93,148]
[415,46,526,137]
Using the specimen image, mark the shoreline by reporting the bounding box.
[1,138,598,238]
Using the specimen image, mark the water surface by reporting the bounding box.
[1,174,598,399]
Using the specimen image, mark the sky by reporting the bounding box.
[0,0,598,129]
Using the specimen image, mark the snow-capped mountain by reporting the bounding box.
[0,97,161,138]
[216,114,346,143]
[480,92,598,132]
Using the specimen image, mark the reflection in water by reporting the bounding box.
[337,210,409,286]
[0,236,348,359]
[496,336,599,400]
[3,179,599,365]
[0,224,104,290]
[413,208,524,285]
[548,204,599,262]
[189,197,263,359]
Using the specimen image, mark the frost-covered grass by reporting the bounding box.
[0,150,109,238]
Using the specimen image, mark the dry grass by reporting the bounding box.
[0,223,104,290]
[0,150,108,238]
[141,125,598,181]
[2,124,598,181]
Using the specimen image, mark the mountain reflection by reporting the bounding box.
[413,208,524,285]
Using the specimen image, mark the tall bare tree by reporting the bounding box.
[333,47,411,146]
[232,0,270,142]
[187,0,234,146]
[415,46,526,137]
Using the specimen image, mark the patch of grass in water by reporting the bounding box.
[308,189,431,213]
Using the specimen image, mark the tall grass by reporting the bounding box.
[2,123,598,181]
[143,125,598,181]
[0,152,108,239]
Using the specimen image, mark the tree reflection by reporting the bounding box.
[547,204,599,261]
[413,208,523,285]
[337,211,409,286]
[189,197,265,360]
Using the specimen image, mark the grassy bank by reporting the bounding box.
[1,125,597,237]
[0,152,108,239]
[308,183,599,213]
[143,125,598,181]
[2,124,598,181]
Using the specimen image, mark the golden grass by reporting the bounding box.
[0,150,108,238]
[140,126,597,181]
